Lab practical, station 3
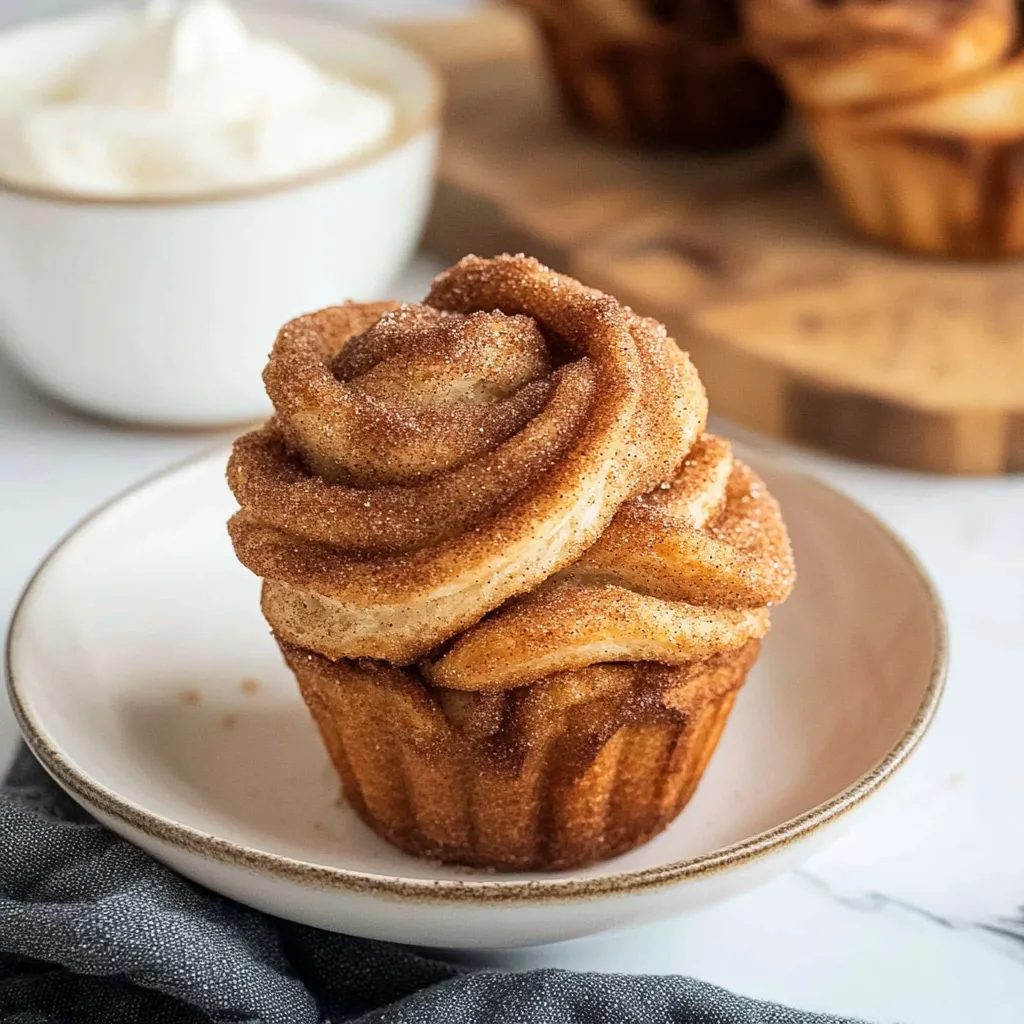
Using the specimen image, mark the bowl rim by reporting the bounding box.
[5,444,948,906]
[0,2,444,209]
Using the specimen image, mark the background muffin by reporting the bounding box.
[745,0,1024,257]
[510,0,787,150]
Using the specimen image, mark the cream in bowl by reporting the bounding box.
[0,0,441,426]
[0,0,398,197]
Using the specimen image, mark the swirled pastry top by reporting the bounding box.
[228,255,714,664]
[743,0,1017,106]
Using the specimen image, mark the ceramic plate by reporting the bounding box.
[5,447,946,949]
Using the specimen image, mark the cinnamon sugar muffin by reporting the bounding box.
[745,0,1024,257]
[227,255,795,870]
[510,0,787,150]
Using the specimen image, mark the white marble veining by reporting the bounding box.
[744,430,1024,931]
[2,254,1023,1022]
[455,873,1024,1024]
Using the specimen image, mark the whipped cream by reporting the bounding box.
[0,0,396,197]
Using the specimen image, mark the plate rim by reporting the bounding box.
[5,444,948,906]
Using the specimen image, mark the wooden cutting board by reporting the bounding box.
[395,9,1024,475]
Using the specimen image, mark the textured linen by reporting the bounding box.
[0,747,866,1024]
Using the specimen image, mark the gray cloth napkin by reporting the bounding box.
[0,746,866,1024]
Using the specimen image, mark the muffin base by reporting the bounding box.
[810,114,1024,259]
[282,639,761,870]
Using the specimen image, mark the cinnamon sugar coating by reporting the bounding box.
[423,438,793,693]
[270,303,555,486]
[571,439,796,609]
[423,582,768,692]
[229,254,708,662]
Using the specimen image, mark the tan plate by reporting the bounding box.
[5,446,945,949]
[399,9,1024,476]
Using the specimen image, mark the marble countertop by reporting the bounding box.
[2,254,1022,1023]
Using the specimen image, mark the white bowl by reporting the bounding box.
[0,6,441,427]
[5,446,946,949]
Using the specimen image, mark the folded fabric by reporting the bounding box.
[0,746,865,1024]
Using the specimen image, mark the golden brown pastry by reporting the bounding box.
[227,255,795,870]
[745,0,1024,257]
[510,0,787,150]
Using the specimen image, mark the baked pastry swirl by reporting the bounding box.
[424,435,790,693]
[229,254,707,662]
[509,0,787,150]
[227,255,795,870]
[744,0,1024,256]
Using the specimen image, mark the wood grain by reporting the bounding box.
[397,9,1024,474]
